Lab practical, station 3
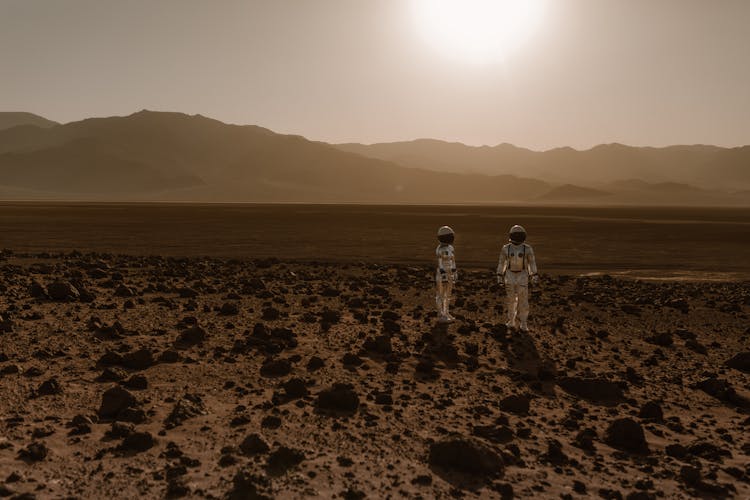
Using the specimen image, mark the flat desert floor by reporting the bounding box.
[0,203,748,499]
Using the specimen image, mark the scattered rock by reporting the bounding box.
[164,394,206,429]
[119,431,155,453]
[557,377,626,404]
[17,442,48,462]
[174,326,207,347]
[428,436,503,476]
[266,446,305,476]
[694,377,750,409]
[726,352,750,373]
[220,302,239,315]
[47,281,79,301]
[604,418,649,454]
[239,434,270,456]
[260,358,291,377]
[316,384,359,413]
[98,386,137,420]
[35,378,62,396]
[638,401,663,421]
[498,394,530,415]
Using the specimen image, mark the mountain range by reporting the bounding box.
[0,111,747,205]
[336,139,750,192]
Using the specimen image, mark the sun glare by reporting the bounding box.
[411,0,547,64]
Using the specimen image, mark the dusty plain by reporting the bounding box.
[0,203,749,499]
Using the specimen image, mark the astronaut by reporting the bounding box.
[496,225,538,332]
[435,226,458,323]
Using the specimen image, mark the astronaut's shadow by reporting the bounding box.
[419,322,460,367]
[501,327,556,396]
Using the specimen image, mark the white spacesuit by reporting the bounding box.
[435,226,458,323]
[496,225,538,332]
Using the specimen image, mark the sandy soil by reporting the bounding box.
[1,203,750,279]
[0,250,748,499]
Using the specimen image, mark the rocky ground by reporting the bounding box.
[0,250,749,499]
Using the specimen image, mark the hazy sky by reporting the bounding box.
[1,0,749,150]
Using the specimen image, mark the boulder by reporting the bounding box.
[316,384,359,413]
[428,436,503,476]
[604,418,649,454]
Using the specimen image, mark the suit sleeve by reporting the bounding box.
[497,246,507,276]
[526,245,538,275]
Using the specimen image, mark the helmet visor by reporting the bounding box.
[438,233,455,244]
[510,232,526,243]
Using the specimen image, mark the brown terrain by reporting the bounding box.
[0,204,749,499]
[1,111,749,206]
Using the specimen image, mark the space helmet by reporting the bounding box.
[437,225,455,244]
[509,224,526,244]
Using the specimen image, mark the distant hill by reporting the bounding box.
[0,112,58,131]
[0,110,747,205]
[0,111,550,202]
[537,184,611,202]
[337,140,750,192]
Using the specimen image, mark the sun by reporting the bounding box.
[411,0,547,64]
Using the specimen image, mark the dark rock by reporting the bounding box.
[261,415,281,429]
[261,307,280,320]
[428,436,503,476]
[541,439,567,465]
[260,358,291,377]
[98,386,137,420]
[679,465,701,485]
[122,348,155,370]
[638,401,663,421]
[266,446,305,476]
[98,351,125,366]
[47,281,79,301]
[123,374,148,390]
[726,352,750,373]
[30,281,47,298]
[106,422,135,439]
[158,350,181,363]
[342,353,363,366]
[17,442,48,462]
[472,425,514,444]
[498,394,530,415]
[282,378,308,399]
[0,316,13,333]
[646,332,673,347]
[114,284,135,297]
[164,394,206,429]
[177,287,199,299]
[665,443,688,459]
[316,384,359,413]
[687,440,731,462]
[363,335,393,355]
[685,339,708,355]
[220,302,239,316]
[694,377,750,409]
[604,418,649,454]
[175,326,207,347]
[239,434,270,456]
[35,378,62,396]
[557,377,625,403]
[98,367,128,382]
[306,356,325,371]
[227,471,271,500]
[119,431,155,453]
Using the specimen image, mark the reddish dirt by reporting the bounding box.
[0,251,748,498]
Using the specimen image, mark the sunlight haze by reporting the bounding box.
[1,0,748,150]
